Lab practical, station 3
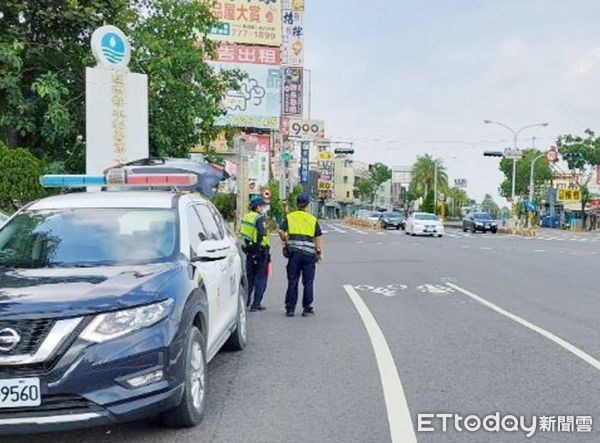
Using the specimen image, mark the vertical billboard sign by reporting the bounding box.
[208,0,282,47]
[281,7,303,66]
[317,142,334,200]
[299,142,310,183]
[282,67,303,116]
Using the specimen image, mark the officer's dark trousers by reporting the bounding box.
[246,251,269,308]
[285,251,316,310]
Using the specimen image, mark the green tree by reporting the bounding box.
[0,142,46,211]
[480,194,500,217]
[499,149,553,200]
[354,177,376,204]
[410,154,447,199]
[0,0,240,172]
[446,187,469,218]
[369,162,392,188]
[420,189,435,213]
[556,129,600,227]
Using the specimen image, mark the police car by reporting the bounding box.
[0,171,247,434]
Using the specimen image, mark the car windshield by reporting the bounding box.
[474,213,493,220]
[383,212,402,218]
[415,214,439,221]
[0,209,178,268]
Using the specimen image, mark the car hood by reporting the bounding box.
[0,261,186,319]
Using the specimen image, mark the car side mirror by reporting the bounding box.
[191,240,229,262]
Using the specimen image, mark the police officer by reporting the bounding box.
[279,193,323,317]
[240,197,270,312]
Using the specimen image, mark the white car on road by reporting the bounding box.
[405,212,444,237]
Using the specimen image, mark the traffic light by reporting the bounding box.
[483,151,503,157]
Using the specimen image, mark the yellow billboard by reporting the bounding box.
[208,1,282,47]
[557,188,582,202]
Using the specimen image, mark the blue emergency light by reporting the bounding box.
[40,175,107,187]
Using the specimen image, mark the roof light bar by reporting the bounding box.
[124,173,198,186]
[40,175,106,187]
[40,171,198,188]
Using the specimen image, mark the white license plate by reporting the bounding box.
[0,378,41,408]
[425,228,434,232]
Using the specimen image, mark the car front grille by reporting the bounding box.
[0,319,55,356]
[0,394,98,415]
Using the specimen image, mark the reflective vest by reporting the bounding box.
[240,211,270,247]
[286,210,317,254]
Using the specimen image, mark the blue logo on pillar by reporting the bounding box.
[101,33,126,64]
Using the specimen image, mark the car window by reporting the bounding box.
[208,204,226,238]
[187,206,208,256]
[0,209,178,268]
[415,214,439,221]
[194,204,223,241]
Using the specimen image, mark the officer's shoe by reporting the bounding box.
[285,309,295,317]
[302,308,315,317]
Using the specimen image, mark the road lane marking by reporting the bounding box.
[347,226,369,235]
[480,247,493,250]
[446,283,600,372]
[327,223,348,234]
[342,285,417,443]
[533,249,546,253]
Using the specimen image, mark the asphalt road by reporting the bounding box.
[5,222,600,442]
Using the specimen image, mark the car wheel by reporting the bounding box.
[438,234,443,238]
[161,327,207,428]
[471,227,477,234]
[492,229,497,234]
[396,226,400,230]
[224,284,248,351]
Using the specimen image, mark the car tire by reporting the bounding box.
[463,227,467,232]
[438,234,443,238]
[161,327,207,428]
[471,227,477,234]
[492,229,498,234]
[224,284,248,351]
[396,226,400,230]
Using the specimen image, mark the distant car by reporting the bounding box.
[380,211,404,230]
[366,211,382,223]
[356,209,370,220]
[405,212,444,237]
[463,212,497,233]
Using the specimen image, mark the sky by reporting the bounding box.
[303,0,600,204]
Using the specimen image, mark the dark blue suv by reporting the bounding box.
[0,190,247,434]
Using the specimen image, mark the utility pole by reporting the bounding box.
[527,153,545,228]
[235,135,254,232]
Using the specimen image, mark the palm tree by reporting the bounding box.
[410,154,448,199]
[446,187,469,217]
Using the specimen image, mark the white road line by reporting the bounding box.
[342,285,417,443]
[328,223,348,234]
[446,283,600,372]
[480,247,493,250]
[533,249,546,253]
[347,226,369,235]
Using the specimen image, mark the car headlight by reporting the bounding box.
[80,300,173,343]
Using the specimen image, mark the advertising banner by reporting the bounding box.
[281,117,324,139]
[211,62,281,130]
[281,8,303,66]
[213,44,281,65]
[316,142,333,200]
[246,133,270,188]
[209,0,282,47]
[299,142,310,183]
[282,67,303,116]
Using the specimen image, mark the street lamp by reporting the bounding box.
[434,156,457,215]
[304,68,312,120]
[483,120,548,202]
